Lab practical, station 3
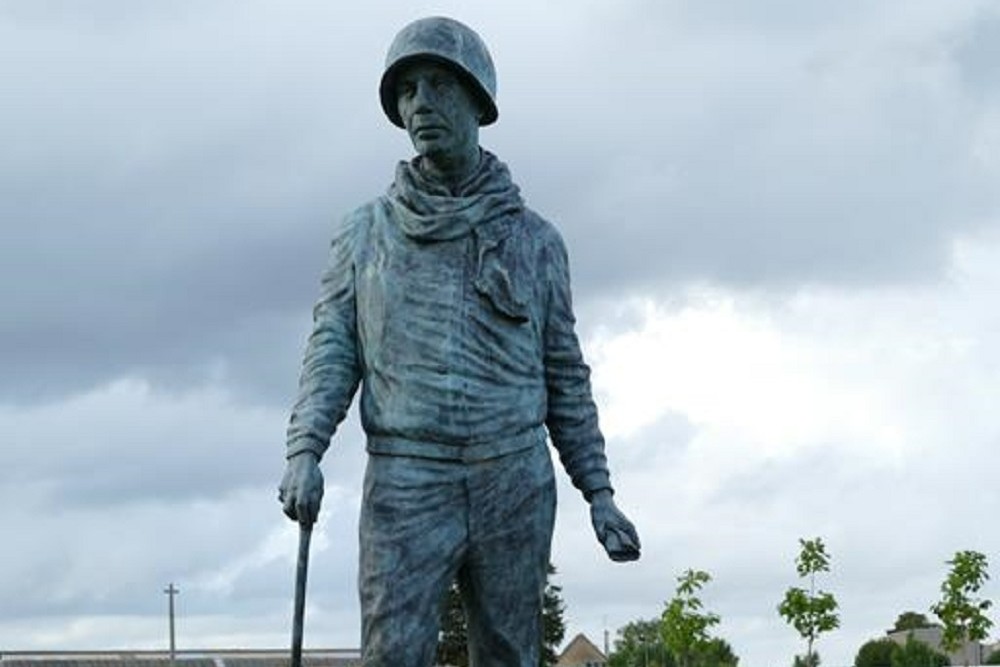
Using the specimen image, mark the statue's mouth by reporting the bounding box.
[414,124,446,135]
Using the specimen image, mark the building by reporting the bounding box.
[557,633,608,667]
[886,626,990,666]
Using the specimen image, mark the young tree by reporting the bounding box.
[436,563,566,667]
[778,537,840,667]
[609,618,674,667]
[661,569,721,667]
[930,550,994,667]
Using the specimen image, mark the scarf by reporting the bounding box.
[385,150,530,322]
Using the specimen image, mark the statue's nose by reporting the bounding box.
[412,80,436,111]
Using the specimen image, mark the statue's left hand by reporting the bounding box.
[589,489,641,562]
[278,451,324,526]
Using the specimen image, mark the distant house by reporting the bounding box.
[557,633,607,667]
[886,625,989,666]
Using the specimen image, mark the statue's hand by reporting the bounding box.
[278,452,324,526]
[589,489,641,562]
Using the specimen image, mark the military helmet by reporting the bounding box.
[379,16,498,128]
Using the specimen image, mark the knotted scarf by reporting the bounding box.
[385,150,530,322]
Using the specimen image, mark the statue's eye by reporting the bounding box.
[398,81,416,98]
[432,75,451,91]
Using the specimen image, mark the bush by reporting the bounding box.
[855,639,897,667]
[890,635,949,667]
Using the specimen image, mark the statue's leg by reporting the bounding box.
[461,444,556,667]
[359,454,467,667]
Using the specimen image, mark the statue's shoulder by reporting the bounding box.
[519,206,567,253]
[329,198,385,247]
[342,198,382,231]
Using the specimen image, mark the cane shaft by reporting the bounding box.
[291,523,312,667]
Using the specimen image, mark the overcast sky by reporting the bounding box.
[3,1,1000,665]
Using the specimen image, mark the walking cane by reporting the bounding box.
[291,521,313,667]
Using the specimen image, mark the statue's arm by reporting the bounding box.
[280,218,364,524]
[542,231,640,561]
[541,234,611,497]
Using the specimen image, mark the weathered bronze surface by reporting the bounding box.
[279,17,640,666]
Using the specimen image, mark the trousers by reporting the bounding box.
[358,442,557,667]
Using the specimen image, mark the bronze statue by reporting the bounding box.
[279,16,640,667]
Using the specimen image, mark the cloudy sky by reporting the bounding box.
[2,0,999,665]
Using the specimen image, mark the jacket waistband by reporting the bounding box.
[366,426,546,462]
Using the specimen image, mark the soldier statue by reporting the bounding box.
[279,16,641,667]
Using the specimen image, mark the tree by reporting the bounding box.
[700,637,739,667]
[540,563,567,667]
[661,569,721,667]
[930,550,994,667]
[436,563,566,667]
[855,638,898,667]
[612,606,737,667]
[890,635,949,667]
[609,618,673,667]
[892,612,933,633]
[778,537,840,667]
[984,648,1000,665]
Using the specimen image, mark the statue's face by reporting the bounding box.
[395,61,481,163]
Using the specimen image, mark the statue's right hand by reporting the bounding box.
[278,452,324,526]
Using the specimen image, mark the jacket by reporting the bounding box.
[286,152,612,498]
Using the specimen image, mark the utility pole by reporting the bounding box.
[163,583,179,663]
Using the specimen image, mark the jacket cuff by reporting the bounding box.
[286,438,325,461]
[578,471,613,502]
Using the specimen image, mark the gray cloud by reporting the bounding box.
[492,2,999,296]
[0,380,369,512]
[3,0,999,408]
[953,8,1000,96]
[0,0,398,403]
